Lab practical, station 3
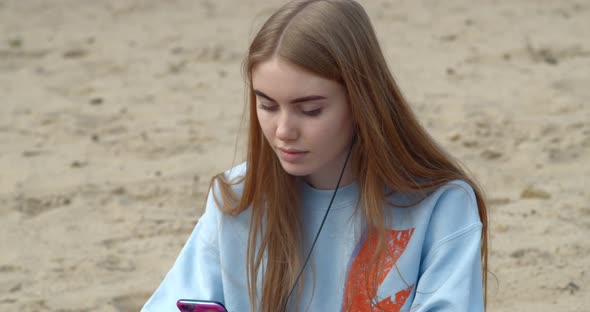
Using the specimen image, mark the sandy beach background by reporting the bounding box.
[0,0,588,311]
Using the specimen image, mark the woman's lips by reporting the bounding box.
[278,148,308,162]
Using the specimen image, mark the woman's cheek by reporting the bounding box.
[258,116,275,140]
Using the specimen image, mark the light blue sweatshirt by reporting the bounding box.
[142,163,484,311]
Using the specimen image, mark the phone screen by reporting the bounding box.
[176,299,228,312]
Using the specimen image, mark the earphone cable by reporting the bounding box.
[282,134,356,311]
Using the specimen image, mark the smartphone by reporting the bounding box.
[176,299,228,312]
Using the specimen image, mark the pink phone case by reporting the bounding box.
[176,299,228,312]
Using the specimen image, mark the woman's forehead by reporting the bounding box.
[252,58,342,100]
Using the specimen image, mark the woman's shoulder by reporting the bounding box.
[204,162,251,218]
[388,179,480,229]
[424,179,481,230]
[430,179,477,207]
[215,161,247,197]
[222,161,248,182]
[389,179,476,207]
[431,179,476,201]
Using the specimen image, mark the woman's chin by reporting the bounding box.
[279,161,313,177]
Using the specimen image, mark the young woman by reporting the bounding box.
[142,0,488,311]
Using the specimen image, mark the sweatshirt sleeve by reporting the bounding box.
[411,182,484,312]
[141,186,224,312]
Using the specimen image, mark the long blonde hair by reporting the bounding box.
[212,0,488,311]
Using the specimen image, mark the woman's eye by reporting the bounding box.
[302,108,322,116]
[258,104,278,111]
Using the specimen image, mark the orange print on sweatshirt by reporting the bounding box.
[342,228,415,312]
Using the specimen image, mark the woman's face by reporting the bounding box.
[252,57,355,190]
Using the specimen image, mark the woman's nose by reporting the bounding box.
[275,111,298,141]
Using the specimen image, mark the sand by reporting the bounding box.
[0,0,588,311]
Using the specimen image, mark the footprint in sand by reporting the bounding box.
[577,208,590,229]
[0,264,24,273]
[480,149,503,160]
[62,48,88,59]
[521,186,552,200]
[194,43,242,63]
[96,254,136,272]
[545,147,581,163]
[15,193,72,217]
[510,247,553,266]
[525,38,590,66]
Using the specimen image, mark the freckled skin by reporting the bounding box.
[252,58,355,190]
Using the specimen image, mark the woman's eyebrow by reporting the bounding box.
[254,89,326,104]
